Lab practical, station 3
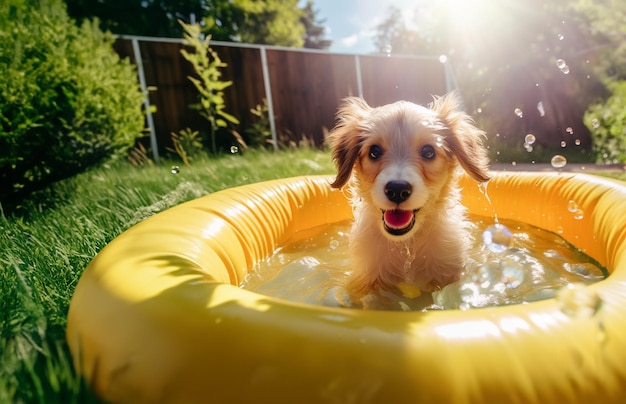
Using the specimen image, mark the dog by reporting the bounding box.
[328,93,490,300]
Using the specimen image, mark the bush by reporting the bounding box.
[584,80,626,164]
[0,0,145,208]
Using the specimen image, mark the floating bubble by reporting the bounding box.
[557,33,565,41]
[537,101,545,117]
[566,127,574,135]
[575,139,581,146]
[551,154,567,169]
[556,59,567,69]
[171,165,180,174]
[557,283,601,318]
[514,108,523,118]
[525,134,536,145]
[439,54,448,63]
[525,144,534,152]
[501,261,525,289]
[560,65,570,74]
[230,146,239,154]
[560,140,567,148]
[592,118,600,128]
[482,224,513,253]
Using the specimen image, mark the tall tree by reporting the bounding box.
[300,0,331,50]
[66,0,307,47]
[372,1,606,162]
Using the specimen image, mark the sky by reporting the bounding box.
[301,0,421,54]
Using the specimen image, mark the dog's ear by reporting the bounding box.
[328,97,372,188]
[432,93,491,183]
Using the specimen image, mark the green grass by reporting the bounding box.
[0,148,335,403]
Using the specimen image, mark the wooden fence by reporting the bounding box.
[114,36,452,159]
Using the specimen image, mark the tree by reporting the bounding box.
[203,0,305,47]
[372,1,606,163]
[66,0,308,47]
[300,0,331,50]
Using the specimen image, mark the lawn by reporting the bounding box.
[0,148,335,403]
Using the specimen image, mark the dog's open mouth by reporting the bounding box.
[381,209,419,236]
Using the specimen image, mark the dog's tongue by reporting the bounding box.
[384,209,413,228]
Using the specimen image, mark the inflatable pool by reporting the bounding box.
[66,172,626,403]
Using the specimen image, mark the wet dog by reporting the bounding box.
[329,93,490,299]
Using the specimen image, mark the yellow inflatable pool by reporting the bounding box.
[66,172,626,403]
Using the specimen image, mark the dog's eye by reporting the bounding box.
[420,145,436,160]
[369,145,383,160]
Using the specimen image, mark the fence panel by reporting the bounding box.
[114,37,448,153]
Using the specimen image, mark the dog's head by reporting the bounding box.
[329,93,490,239]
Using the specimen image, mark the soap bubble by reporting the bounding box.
[524,134,536,145]
[551,155,567,169]
[482,224,513,253]
[556,59,567,69]
[560,140,567,148]
[566,127,574,135]
[514,108,523,118]
[575,139,581,146]
[171,165,180,174]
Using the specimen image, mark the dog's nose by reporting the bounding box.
[385,181,412,203]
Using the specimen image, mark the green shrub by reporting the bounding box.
[584,80,626,164]
[0,0,145,208]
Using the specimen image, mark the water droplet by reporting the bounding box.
[171,165,180,174]
[551,155,567,168]
[558,283,601,318]
[537,101,545,117]
[573,209,584,220]
[230,146,239,154]
[560,140,567,148]
[566,127,574,135]
[556,59,567,69]
[514,108,523,118]
[567,200,578,213]
[435,135,445,147]
[560,65,570,74]
[482,224,513,253]
[592,118,600,128]
[575,139,581,146]
[439,54,448,63]
[525,134,536,145]
[329,239,339,250]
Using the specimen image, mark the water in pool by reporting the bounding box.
[240,215,607,311]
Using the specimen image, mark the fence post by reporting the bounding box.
[260,47,278,150]
[354,55,364,99]
[131,38,159,162]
